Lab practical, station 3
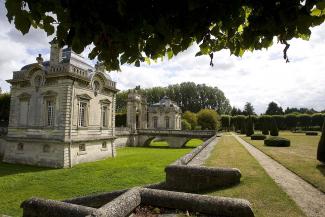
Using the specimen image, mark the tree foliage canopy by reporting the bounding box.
[116,82,231,114]
[243,102,255,115]
[265,101,284,115]
[182,111,198,130]
[5,0,325,70]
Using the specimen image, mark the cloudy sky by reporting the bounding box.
[0,2,325,114]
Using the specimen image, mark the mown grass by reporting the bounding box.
[149,138,203,148]
[205,135,305,217]
[0,139,202,216]
[241,131,325,193]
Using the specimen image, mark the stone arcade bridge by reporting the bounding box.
[115,128,217,148]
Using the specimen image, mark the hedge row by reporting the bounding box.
[223,114,325,133]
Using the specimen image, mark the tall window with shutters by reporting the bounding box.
[165,116,170,129]
[102,105,108,127]
[153,116,158,128]
[78,102,88,127]
[47,100,55,126]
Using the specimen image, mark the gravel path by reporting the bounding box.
[232,133,325,217]
[187,136,220,166]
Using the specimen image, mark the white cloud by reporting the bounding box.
[0,1,51,91]
[111,24,325,114]
[1,0,325,114]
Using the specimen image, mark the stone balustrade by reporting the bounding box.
[136,129,216,138]
[115,127,131,136]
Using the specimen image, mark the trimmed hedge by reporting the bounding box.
[245,117,254,136]
[269,118,279,136]
[251,134,266,140]
[317,121,325,163]
[264,136,290,147]
[305,131,318,136]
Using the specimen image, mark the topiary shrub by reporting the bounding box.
[251,134,266,140]
[197,109,219,130]
[270,117,279,136]
[260,115,270,135]
[183,111,198,130]
[264,136,290,147]
[305,131,318,136]
[236,115,246,134]
[245,117,254,136]
[317,121,325,163]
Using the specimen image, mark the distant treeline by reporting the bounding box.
[231,101,325,116]
[220,113,325,132]
[116,82,232,114]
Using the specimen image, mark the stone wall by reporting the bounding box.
[3,140,66,168]
[165,165,241,192]
[114,136,130,148]
[2,138,115,168]
[21,188,254,217]
[70,139,115,166]
[164,135,242,192]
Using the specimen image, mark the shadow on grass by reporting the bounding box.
[316,164,325,177]
[0,162,55,177]
[137,145,194,150]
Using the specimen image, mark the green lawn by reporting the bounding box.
[149,138,203,148]
[241,132,325,193]
[205,135,305,217]
[0,140,202,216]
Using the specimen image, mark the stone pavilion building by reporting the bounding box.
[3,44,118,168]
[148,96,182,130]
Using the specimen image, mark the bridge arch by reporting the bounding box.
[181,138,204,148]
[132,129,216,147]
[143,137,155,146]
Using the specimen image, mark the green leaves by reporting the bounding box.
[71,37,84,54]
[4,0,325,71]
[167,48,173,60]
[14,10,31,35]
[43,16,55,36]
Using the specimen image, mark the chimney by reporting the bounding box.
[50,42,62,64]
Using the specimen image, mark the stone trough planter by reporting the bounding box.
[165,165,241,192]
[21,187,254,217]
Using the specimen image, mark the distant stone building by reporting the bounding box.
[148,96,182,130]
[126,87,147,132]
[126,90,181,131]
[3,43,118,168]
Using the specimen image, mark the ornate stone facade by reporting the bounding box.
[3,44,118,168]
[126,89,182,131]
[148,96,181,130]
